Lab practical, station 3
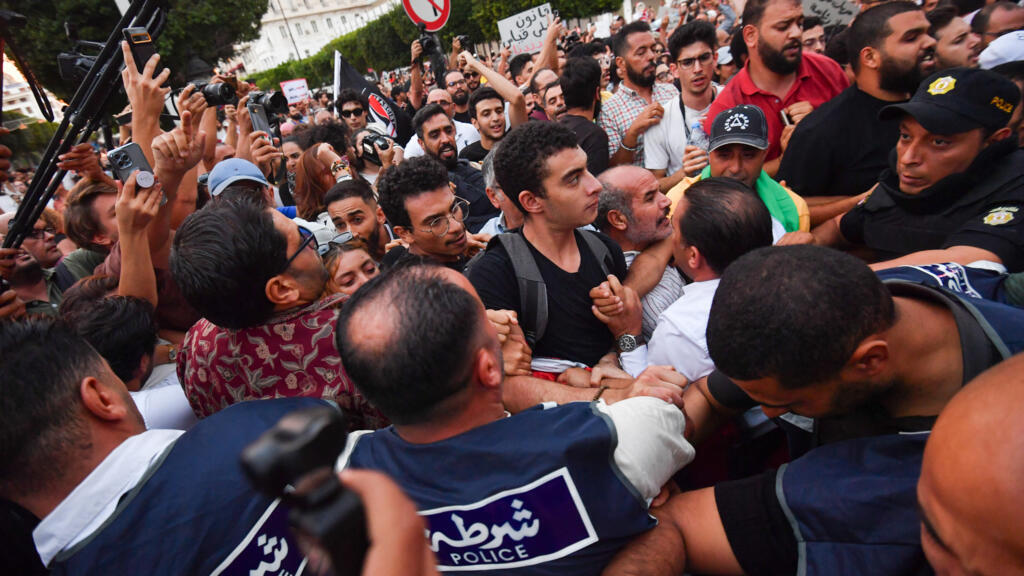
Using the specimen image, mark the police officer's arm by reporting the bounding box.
[869,246,1002,271]
[602,487,744,575]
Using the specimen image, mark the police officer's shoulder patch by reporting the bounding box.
[982,205,1019,226]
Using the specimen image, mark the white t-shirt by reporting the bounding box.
[403,119,481,158]
[644,89,716,177]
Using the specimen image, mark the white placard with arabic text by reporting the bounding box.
[498,3,553,56]
[279,78,310,105]
[805,0,856,26]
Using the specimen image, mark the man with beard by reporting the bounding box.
[644,21,720,193]
[778,2,937,225]
[813,67,1024,272]
[171,196,387,427]
[598,21,680,167]
[560,57,611,176]
[412,104,496,233]
[443,70,473,123]
[703,0,849,173]
[326,179,396,263]
[402,89,481,158]
[604,245,1024,576]
[927,4,982,70]
[0,215,62,316]
[595,166,685,341]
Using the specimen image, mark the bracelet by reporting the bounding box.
[620,140,638,152]
[592,385,610,402]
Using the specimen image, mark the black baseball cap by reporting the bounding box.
[879,67,1019,134]
[709,104,769,151]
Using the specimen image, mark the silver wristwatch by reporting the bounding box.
[616,333,641,354]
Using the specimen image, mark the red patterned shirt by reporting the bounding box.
[177,293,387,429]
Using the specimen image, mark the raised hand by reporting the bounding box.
[152,109,207,178]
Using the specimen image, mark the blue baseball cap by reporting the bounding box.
[207,158,269,197]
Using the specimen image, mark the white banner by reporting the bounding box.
[805,0,857,25]
[497,3,553,56]
[279,78,310,105]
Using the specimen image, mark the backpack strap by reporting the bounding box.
[579,230,614,278]
[496,234,548,348]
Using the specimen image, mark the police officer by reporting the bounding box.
[813,67,1024,272]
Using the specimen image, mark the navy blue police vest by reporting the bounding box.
[50,398,326,576]
[877,263,1010,304]
[777,432,932,576]
[345,402,655,575]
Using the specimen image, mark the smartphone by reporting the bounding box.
[123,27,157,74]
[780,110,793,126]
[247,102,274,136]
[107,142,153,183]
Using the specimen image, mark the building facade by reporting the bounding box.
[234,0,401,74]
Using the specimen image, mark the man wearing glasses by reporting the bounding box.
[971,2,1024,51]
[444,70,473,123]
[377,156,490,272]
[335,89,370,134]
[170,197,387,428]
[644,21,720,192]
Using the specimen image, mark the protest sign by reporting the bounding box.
[498,3,553,56]
[279,78,310,105]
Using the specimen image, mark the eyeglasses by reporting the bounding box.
[26,227,57,239]
[447,79,467,87]
[984,25,1024,39]
[414,197,470,237]
[463,71,480,79]
[340,108,365,118]
[677,51,714,68]
[656,70,672,80]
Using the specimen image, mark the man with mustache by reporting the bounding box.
[703,0,849,175]
[594,166,684,341]
[598,21,680,167]
[412,103,496,233]
[778,2,937,225]
[444,70,473,123]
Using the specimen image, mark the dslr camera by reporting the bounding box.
[417,22,438,58]
[360,130,392,167]
[194,82,237,106]
[455,34,470,49]
[241,406,368,576]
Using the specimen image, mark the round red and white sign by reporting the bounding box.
[402,0,450,32]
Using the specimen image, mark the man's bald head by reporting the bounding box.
[334,264,495,425]
[427,88,454,118]
[919,354,1024,575]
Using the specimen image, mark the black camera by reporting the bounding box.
[194,82,237,106]
[248,90,289,115]
[455,34,470,48]
[241,406,367,576]
[360,132,392,167]
[417,22,438,58]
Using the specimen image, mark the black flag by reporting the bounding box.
[334,50,414,144]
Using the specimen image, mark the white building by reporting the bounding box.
[3,55,64,125]
[234,0,402,74]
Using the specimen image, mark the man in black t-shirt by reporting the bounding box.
[778,2,937,226]
[605,245,1024,576]
[459,87,504,163]
[468,122,648,412]
[559,58,610,177]
[813,67,1024,272]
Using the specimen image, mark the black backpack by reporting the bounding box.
[466,230,614,348]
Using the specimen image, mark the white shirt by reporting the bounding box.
[624,251,686,341]
[131,373,198,431]
[643,89,715,177]
[403,119,481,158]
[33,429,184,567]
[647,277,720,382]
[339,397,694,502]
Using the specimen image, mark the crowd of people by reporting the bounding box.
[2,0,1024,573]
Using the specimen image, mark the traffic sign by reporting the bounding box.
[402,0,450,32]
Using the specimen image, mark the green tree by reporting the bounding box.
[0,112,60,168]
[1,0,269,101]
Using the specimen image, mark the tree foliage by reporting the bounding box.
[0,112,60,168]
[246,0,619,90]
[1,0,269,101]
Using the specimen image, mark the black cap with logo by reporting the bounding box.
[709,104,769,151]
[879,67,1020,134]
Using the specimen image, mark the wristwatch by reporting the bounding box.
[616,333,642,354]
[166,344,178,363]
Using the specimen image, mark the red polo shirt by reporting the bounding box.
[704,52,849,160]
